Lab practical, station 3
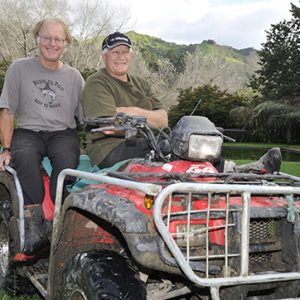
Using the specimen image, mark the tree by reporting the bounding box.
[168,84,249,128]
[250,3,300,100]
[0,0,133,69]
[0,0,70,60]
[176,42,258,94]
[0,60,10,92]
[129,48,177,108]
[239,3,300,143]
[230,99,300,143]
[67,0,132,69]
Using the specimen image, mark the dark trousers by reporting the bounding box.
[98,137,151,169]
[11,128,80,205]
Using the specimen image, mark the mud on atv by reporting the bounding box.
[1,113,300,300]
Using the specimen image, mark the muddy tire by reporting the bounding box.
[219,286,247,300]
[0,174,36,296]
[246,280,300,299]
[270,281,300,299]
[0,199,12,290]
[61,250,146,300]
[0,200,35,296]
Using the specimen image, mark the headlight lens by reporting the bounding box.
[188,135,223,160]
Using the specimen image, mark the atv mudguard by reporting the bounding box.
[48,187,184,299]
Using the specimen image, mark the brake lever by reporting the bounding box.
[85,116,117,127]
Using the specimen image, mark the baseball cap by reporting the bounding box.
[102,32,132,51]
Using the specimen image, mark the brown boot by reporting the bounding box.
[22,204,50,256]
[224,148,282,174]
[235,147,282,174]
[13,204,50,263]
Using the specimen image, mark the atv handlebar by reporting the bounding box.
[85,113,147,138]
[85,113,147,128]
[85,113,168,162]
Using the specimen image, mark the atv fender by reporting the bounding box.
[48,187,184,298]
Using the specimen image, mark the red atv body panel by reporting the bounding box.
[83,160,295,246]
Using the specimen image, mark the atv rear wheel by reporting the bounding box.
[0,206,10,288]
[61,250,146,300]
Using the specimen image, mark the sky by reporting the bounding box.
[112,0,299,49]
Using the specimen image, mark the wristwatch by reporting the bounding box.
[1,147,10,153]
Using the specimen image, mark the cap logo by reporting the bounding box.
[111,37,129,43]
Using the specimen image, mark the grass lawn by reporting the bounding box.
[224,142,300,151]
[0,291,41,299]
[234,159,300,177]
[280,161,300,177]
[225,143,300,177]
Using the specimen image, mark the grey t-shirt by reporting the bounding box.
[0,56,84,131]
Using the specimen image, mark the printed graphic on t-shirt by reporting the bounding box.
[32,79,64,109]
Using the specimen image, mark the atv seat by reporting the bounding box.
[42,154,93,176]
[40,154,93,220]
[42,154,131,193]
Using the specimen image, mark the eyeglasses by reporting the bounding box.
[38,34,66,46]
[109,49,131,58]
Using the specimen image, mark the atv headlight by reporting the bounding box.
[171,116,224,161]
[188,135,223,160]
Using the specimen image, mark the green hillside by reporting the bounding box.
[127,31,259,73]
[127,31,197,71]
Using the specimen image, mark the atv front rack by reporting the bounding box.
[48,169,300,300]
[153,183,300,300]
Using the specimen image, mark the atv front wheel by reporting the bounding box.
[219,286,247,300]
[61,250,146,300]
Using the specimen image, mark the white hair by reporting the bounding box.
[101,47,133,54]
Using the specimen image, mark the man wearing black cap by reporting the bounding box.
[82,32,168,168]
[82,32,282,174]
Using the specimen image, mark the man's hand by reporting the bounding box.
[102,129,124,136]
[0,151,11,171]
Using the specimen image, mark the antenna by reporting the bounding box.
[190,98,202,116]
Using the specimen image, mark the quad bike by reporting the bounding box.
[1,113,300,300]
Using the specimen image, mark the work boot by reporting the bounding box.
[22,204,50,256]
[13,204,50,263]
[45,220,53,242]
[225,147,282,174]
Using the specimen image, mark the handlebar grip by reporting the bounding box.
[84,116,116,126]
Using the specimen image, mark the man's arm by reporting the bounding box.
[116,107,168,128]
[0,108,14,171]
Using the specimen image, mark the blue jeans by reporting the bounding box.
[11,128,80,205]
